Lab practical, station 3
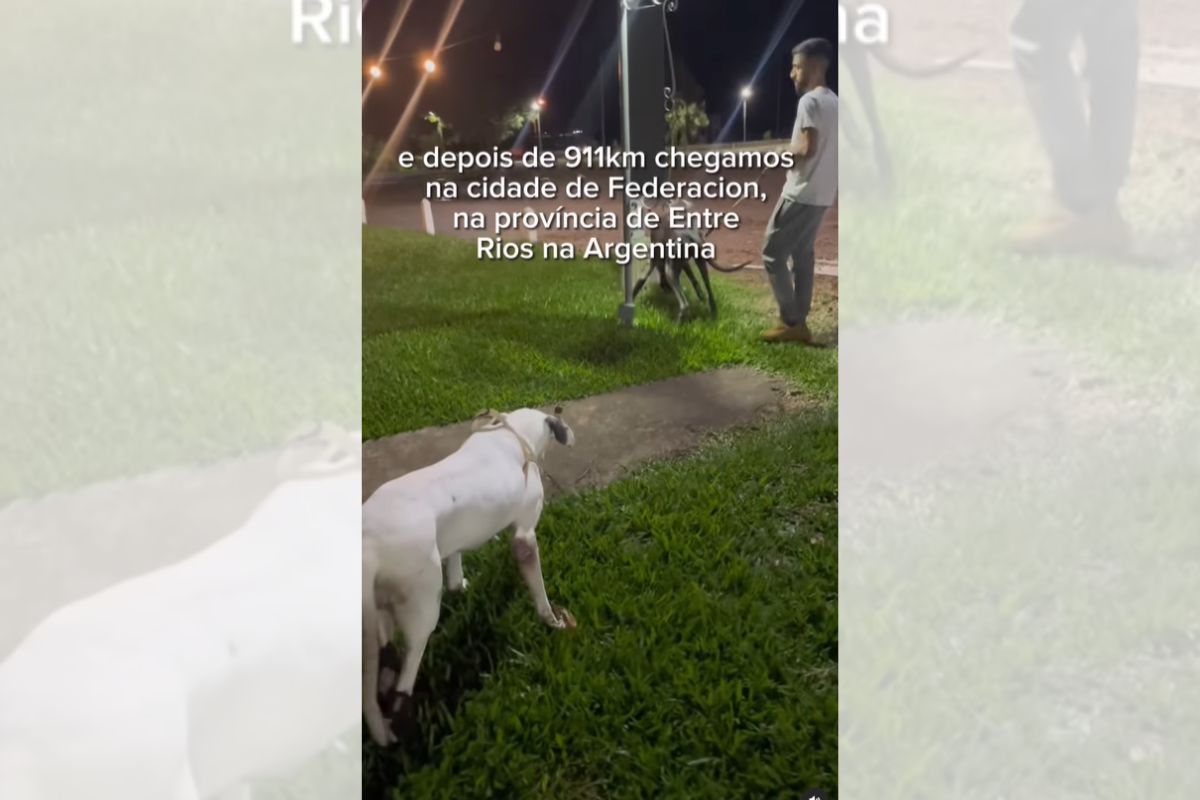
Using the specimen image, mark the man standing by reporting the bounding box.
[1009,0,1140,255]
[761,38,838,345]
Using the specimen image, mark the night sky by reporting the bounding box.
[362,0,838,147]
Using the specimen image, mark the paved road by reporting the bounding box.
[363,167,838,273]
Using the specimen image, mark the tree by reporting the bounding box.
[491,104,537,148]
[666,100,710,148]
[424,112,447,148]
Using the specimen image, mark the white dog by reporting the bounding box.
[361,407,576,747]
[0,425,361,800]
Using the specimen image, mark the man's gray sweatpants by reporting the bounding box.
[1011,0,1139,214]
[762,197,828,327]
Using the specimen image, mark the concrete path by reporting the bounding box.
[362,367,797,500]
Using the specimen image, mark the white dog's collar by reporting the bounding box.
[472,411,538,480]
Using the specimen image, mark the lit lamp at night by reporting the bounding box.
[530,98,546,149]
[740,85,753,142]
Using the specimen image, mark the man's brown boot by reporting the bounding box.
[761,321,814,344]
[1009,205,1131,257]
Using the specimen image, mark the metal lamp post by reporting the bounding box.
[741,85,753,142]
[531,98,546,150]
[617,0,667,327]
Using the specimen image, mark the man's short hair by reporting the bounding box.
[793,38,834,64]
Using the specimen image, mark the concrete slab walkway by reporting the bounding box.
[362,367,796,500]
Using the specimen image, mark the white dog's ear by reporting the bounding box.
[471,409,504,432]
[546,415,575,446]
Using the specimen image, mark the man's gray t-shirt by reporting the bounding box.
[782,87,838,207]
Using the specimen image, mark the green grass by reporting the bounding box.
[365,410,838,799]
[1,6,360,502]
[363,226,836,439]
[842,412,1200,800]
[363,226,838,797]
[839,77,1200,387]
[836,76,1200,798]
[1,193,360,503]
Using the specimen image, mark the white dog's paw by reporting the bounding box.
[544,604,577,630]
[366,714,394,748]
[449,577,469,592]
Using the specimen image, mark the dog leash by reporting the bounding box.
[730,164,773,212]
[471,410,538,481]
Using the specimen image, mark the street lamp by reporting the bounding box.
[531,98,546,149]
[740,86,753,143]
[368,32,501,85]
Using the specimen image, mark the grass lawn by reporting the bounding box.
[839,78,1200,388]
[365,411,838,799]
[2,6,360,503]
[2,196,360,504]
[837,74,1200,798]
[363,226,836,439]
[362,226,839,798]
[842,411,1200,799]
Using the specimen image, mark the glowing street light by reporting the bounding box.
[740,85,753,143]
[366,32,499,88]
[531,98,546,149]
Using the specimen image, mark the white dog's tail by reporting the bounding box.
[361,554,389,746]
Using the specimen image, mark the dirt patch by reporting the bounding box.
[725,270,838,316]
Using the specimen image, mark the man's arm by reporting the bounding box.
[790,127,817,160]
[787,95,820,160]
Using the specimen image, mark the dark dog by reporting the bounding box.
[631,200,750,322]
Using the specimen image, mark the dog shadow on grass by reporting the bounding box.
[370,303,700,367]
